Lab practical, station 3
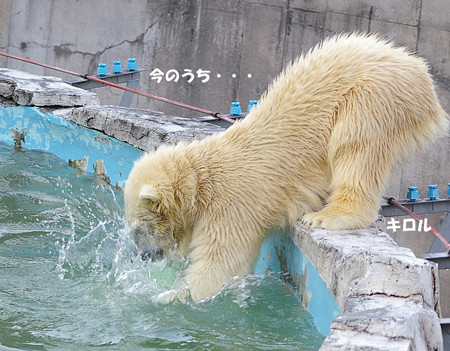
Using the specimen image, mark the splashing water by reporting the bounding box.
[0,141,324,350]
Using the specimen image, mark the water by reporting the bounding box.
[0,141,325,351]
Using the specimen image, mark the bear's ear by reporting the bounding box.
[139,185,161,203]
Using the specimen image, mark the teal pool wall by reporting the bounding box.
[255,232,340,335]
[0,105,339,336]
[0,105,143,188]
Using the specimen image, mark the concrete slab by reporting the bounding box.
[54,105,223,152]
[368,20,419,49]
[193,4,245,108]
[290,224,443,350]
[290,0,328,12]
[283,9,327,65]
[322,306,442,351]
[440,270,450,317]
[238,3,286,101]
[417,27,450,81]
[324,11,371,37]
[0,68,98,107]
[3,0,450,126]
[386,135,450,201]
[325,0,421,27]
[421,0,450,32]
[0,2,12,64]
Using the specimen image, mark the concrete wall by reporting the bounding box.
[2,0,450,114]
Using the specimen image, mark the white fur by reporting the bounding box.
[124,33,448,301]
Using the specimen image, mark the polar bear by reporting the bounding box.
[124,33,448,302]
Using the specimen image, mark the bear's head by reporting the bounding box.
[124,148,196,260]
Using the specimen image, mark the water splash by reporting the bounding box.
[0,141,324,351]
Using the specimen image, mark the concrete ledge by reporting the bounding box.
[0,68,98,107]
[0,68,223,153]
[290,224,443,350]
[54,105,223,152]
[322,306,442,350]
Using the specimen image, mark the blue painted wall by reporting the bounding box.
[255,232,341,336]
[0,106,143,187]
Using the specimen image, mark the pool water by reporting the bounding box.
[0,141,325,351]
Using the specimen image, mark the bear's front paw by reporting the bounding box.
[153,280,191,304]
[301,209,368,231]
[301,211,330,229]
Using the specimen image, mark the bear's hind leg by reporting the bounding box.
[302,89,398,230]
[301,141,391,230]
[301,180,382,230]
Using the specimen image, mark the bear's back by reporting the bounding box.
[241,33,433,135]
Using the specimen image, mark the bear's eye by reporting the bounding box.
[145,206,159,215]
[145,203,166,217]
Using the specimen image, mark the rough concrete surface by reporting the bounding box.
[0,68,98,107]
[2,0,449,114]
[322,307,442,350]
[291,224,443,350]
[53,105,223,152]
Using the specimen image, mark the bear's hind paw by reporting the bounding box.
[301,210,369,231]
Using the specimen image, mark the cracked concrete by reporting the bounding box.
[290,225,443,350]
[322,306,442,351]
[0,68,98,107]
[3,0,449,116]
[53,104,222,152]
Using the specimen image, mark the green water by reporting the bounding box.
[0,141,324,351]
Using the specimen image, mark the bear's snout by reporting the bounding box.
[141,247,164,261]
[128,224,175,261]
